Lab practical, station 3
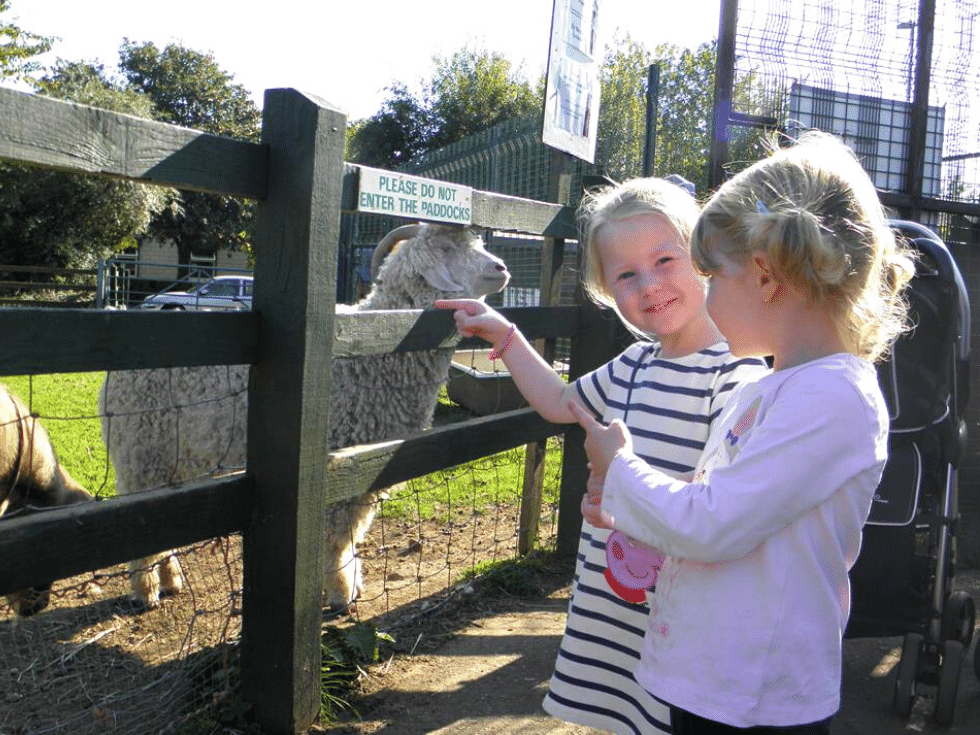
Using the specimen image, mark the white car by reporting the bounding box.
[139,275,254,311]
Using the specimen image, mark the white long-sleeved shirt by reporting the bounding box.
[603,353,888,727]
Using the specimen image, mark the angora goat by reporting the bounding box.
[100,223,509,612]
[0,383,92,616]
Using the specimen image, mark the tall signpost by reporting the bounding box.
[539,1,605,556]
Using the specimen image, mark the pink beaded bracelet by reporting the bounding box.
[489,324,516,360]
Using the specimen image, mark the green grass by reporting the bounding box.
[381,438,565,523]
[2,372,116,497]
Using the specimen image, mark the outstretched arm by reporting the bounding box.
[436,299,581,423]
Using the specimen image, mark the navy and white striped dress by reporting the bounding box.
[542,341,769,735]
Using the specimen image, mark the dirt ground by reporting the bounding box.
[317,565,980,735]
[0,496,559,735]
[4,499,979,735]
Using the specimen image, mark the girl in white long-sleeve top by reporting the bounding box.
[573,131,915,735]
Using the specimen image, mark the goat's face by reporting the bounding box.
[414,227,510,300]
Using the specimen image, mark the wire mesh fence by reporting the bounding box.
[0,315,566,735]
[731,0,980,202]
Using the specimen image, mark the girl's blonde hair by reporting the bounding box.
[578,176,700,312]
[691,131,914,362]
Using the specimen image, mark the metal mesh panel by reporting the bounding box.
[734,0,980,202]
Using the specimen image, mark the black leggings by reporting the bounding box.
[670,707,833,735]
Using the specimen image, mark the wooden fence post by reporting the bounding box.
[240,89,345,734]
[518,149,572,556]
[518,235,566,555]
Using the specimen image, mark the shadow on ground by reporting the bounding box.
[314,563,980,735]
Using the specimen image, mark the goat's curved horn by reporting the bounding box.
[370,224,425,280]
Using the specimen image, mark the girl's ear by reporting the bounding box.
[752,253,782,304]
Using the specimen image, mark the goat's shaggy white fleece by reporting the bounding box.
[101,224,509,612]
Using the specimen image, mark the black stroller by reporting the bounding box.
[846,220,977,725]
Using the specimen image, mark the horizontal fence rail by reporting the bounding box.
[0,86,268,199]
[0,303,581,595]
[0,303,576,375]
[0,309,260,375]
[0,406,566,599]
[0,474,254,596]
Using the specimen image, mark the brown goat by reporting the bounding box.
[0,383,92,616]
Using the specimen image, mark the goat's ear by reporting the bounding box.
[423,263,465,292]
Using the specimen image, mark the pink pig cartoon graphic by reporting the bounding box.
[604,531,666,603]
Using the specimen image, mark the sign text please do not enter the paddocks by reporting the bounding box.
[358,169,473,225]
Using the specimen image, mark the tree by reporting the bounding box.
[118,40,261,271]
[593,34,718,192]
[0,0,52,85]
[345,82,432,168]
[595,34,653,183]
[0,60,167,280]
[649,41,718,194]
[346,46,540,169]
[427,47,539,148]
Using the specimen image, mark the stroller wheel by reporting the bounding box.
[934,639,963,726]
[940,591,975,647]
[893,632,922,717]
[974,635,980,683]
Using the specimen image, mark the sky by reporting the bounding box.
[6,0,722,121]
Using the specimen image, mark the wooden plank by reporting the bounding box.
[331,305,577,357]
[0,305,573,377]
[0,474,253,596]
[0,309,259,375]
[0,87,267,199]
[0,304,577,376]
[332,309,459,357]
[241,89,343,733]
[471,191,576,237]
[326,408,567,503]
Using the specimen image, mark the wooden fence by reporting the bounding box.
[0,86,625,733]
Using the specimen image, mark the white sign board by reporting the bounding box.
[542,0,601,162]
[357,169,473,225]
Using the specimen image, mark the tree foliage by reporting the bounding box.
[346,47,539,169]
[345,82,432,168]
[593,34,722,193]
[0,55,168,275]
[119,40,260,140]
[0,17,261,276]
[595,35,654,183]
[427,48,539,148]
[344,37,746,195]
[118,40,261,269]
[0,0,52,85]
